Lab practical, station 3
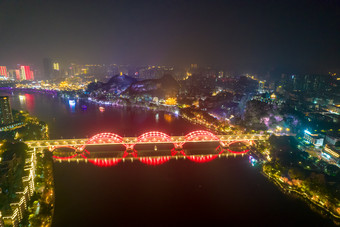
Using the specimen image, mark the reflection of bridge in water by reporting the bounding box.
[27,130,269,167]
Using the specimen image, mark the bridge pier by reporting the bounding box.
[174,143,183,150]
[125,144,135,151]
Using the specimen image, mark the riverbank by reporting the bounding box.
[23,150,55,226]
[256,136,340,225]
[262,170,340,225]
[0,107,53,226]
[0,145,35,226]
[89,95,340,226]
[2,90,337,225]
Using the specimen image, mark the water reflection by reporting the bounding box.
[18,95,26,105]
[68,99,76,113]
[164,113,173,123]
[0,91,332,227]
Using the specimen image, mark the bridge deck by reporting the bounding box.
[26,134,269,148]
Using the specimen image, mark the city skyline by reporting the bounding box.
[0,0,339,74]
[0,1,340,226]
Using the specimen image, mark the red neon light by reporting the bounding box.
[182,130,220,147]
[224,141,251,154]
[185,130,219,141]
[180,146,225,163]
[226,149,250,154]
[51,145,78,159]
[88,158,121,167]
[20,65,31,80]
[0,66,7,77]
[137,131,172,143]
[15,70,20,80]
[170,148,178,156]
[139,156,171,165]
[186,155,218,163]
[82,132,125,150]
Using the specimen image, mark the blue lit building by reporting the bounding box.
[304,130,324,147]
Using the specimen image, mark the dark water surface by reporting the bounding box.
[1,91,335,226]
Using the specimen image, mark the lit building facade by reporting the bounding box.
[304,130,324,146]
[19,66,34,80]
[0,212,4,227]
[15,70,20,80]
[2,151,36,227]
[0,96,13,126]
[53,62,60,71]
[322,144,340,164]
[0,66,8,78]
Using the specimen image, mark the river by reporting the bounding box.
[1,91,335,226]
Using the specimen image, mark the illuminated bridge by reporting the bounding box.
[27,130,269,167]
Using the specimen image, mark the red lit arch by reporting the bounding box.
[139,156,171,165]
[225,140,251,154]
[137,131,173,143]
[81,132,124,150]
[51,145,78,160]
[183,146,225,163]
[87,158,121,167]
[184,130,220,144]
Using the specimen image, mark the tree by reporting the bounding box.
[288,168,305,180]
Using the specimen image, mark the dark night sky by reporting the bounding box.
[0,0,339,73]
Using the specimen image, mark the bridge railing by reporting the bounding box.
[26,134,269,148]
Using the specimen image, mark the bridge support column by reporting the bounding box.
[171,143,184,156]
[219,141,228,148]
[174,143,183,150]
[216,145,224,152]
[123,144,137,157]
[125,144,135,151]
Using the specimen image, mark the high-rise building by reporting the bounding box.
[44,58,62,79]
[190,64,198,70]
[15,69,20,80]
[19,65,33,80]
[7,69,16,79]
[53,62,60,71]
[30,70,34,80]
[43,58,53,79]
[0,66,8,78]
[0,96,14,126]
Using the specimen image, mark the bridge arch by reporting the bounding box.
[132,131,174,153]
[81,132,124,150]
[186,154,219,163]
[51,145,79,160]
[225,140,251,154]
[137,131,173,143]
[178,130,221,156]
[87,158,122,167]
[139,156,171,165]
[181,146,225,163]
[184,130,220,144]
